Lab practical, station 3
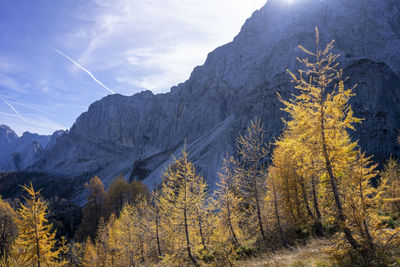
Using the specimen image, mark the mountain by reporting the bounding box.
[46,130,69,151]
[5,141,45,171]
[14,132,50,153]
[0,125,19,164]
[30,0,400,193]
[0,126,68,171]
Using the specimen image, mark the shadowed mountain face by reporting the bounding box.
[0,126,68,172]
[0,125,19,164]
[29,0,400,196]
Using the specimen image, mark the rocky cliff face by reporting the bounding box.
[0,125,18,164]
[5,141,45,171]
[33,0,400,192]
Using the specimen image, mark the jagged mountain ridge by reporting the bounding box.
[0,125,68,171]
[31,0,400,192]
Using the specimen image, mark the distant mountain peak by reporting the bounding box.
[0,125,66,171]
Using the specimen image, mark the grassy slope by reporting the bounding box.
[239,239,335,267]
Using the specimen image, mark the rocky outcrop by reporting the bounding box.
[46,130,68,151]
[32,0,400,191]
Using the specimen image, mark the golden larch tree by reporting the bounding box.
[381,157,400,213]
[158,148,207,267]
[214,157,243,248]
[282,27,361,250]
[76,176,107,241]
[235,119,270,248]
[0,196,17,265]
[12,183,64,267]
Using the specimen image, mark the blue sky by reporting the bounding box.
[0,0,265,135]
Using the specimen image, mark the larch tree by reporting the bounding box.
[214,157,243,248]
[282,27,361,250]
[107,175,132,217]
[76,176,107,241]
[340,153,379,253]
[148,189,162,258]
[104,197,153,266]
[94,217,112,267]
[11,183,65,267]
[295,151,324,236]
[269,139,299,228]
[381,157,400,213]
[0,197,17,265]
[158,149,207,267]
[192,173,211,253]
[131,194,152,264]
[106,175,149,218]
[278,28,400,259]
[109,203,138,267]
[271,132,324,237]
[266,166,290,249]
[235,119,270,247]
[81,237,97,267]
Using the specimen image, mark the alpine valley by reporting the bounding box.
[1,0,399,204]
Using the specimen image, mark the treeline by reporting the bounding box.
[75,175,148,241]
[0,175,149,266]
[1,29,400,266]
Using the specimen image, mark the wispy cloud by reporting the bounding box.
[117,42,215,92]
[67,0,265,93]
[53,48,116,94]
[0,74,27,93]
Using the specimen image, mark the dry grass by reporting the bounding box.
[238,238,334,267]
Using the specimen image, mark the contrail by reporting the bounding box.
[0,96,27,123]
[7,100,51,115]
[53,48,116,94]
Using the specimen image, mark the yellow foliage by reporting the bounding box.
[381,157,400,213]
[0,196,17,263]
[11,182,66,266]
[213,157,245,247]
[278,27,400,262]
[158,148,208,266]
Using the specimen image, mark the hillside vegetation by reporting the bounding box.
[1,29,400,267]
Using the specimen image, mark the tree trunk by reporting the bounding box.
[127,226,135,267]
[272,178,289,249]
[300,176,314,220]
[155,212,162,257]
[320,104,359,250]
[294,182,302,222]
[253,173,267,245]
[119,191,123,214]
[33,202,41,267]
[183,179,199,267]
[226,201,239,247]
[359,175,375,252]
[311,175,323,236]
[284,175,296,222]
[184,208,198,266]
[140,240,145,263]
[196,208,207,251]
